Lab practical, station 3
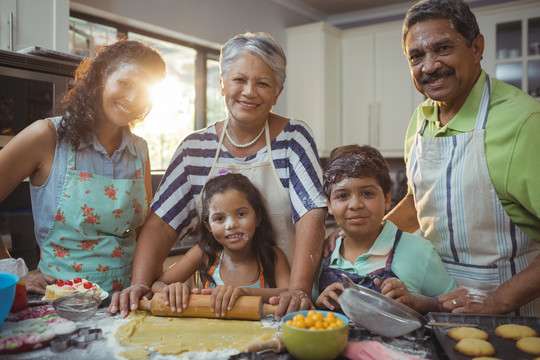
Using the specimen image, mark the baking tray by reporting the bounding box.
[428,312,540,360]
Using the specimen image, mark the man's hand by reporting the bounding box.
[438,287,506,314]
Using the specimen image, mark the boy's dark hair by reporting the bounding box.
[196,173,277,288]
[56,39,166,149]
[323,145,392,198]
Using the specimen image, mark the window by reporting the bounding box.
[68,14,226,170]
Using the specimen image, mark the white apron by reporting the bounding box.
[196,119,296,265]
[406,74,540,316]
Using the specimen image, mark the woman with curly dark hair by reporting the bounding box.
[0,40,166,294]
[151,172,290,317]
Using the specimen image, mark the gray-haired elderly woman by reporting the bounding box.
[108,32,327,319]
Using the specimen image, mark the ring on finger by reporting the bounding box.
[451,299,457,306]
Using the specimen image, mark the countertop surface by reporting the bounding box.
[1,294,445,360]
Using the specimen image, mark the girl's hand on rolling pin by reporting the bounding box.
[163,282,190,312]
[210,285,247,317]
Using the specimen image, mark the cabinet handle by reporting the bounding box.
[8,12,14,51]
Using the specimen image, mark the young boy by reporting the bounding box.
[314,145,455,313]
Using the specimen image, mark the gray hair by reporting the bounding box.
[402,0,480,50]
[219,32,287,91]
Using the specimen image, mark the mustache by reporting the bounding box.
[420,69,456,84]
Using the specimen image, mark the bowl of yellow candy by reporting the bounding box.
[281,310,349,360]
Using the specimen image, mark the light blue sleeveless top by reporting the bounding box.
[29,116,148,246]
[209,251,267,289]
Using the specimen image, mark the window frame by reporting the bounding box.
[70,10,221,130]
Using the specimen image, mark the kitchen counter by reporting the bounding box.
[2,294,444,360]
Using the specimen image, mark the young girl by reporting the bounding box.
[0,40,166,294]
[151,172,290,317]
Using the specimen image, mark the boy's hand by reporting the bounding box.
[375,277,412,307]
[315,282,344,310]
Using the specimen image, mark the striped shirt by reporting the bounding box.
[151,119,327,240]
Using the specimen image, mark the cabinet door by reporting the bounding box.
[342,24,423,158]
[286,22,341,157]
[0,0,69,52]
[477,2,540,100]
[374,27,422,157]
[0,0,16,50]
[341,32,374,148]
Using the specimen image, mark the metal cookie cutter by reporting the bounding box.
[50,327,103,352]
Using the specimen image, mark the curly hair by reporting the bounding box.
[56,40,166,149]
[196,173,277,288]
[323,145,392,199]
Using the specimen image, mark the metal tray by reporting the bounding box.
[428,312,540,360]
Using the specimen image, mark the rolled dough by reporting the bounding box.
[116,310,277,359]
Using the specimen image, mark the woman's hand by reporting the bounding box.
[209,285,247,317]
[107,283,152,317]
[315,282,344,311]
[22,269,55,294]
[322,228,344,258]
[161,282,190,313]
[269,290,314,321]
[376,277,412,308]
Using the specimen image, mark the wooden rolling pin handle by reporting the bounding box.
[245,333,285,353]
[262,303,277,315]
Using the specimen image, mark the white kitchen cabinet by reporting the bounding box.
[286,22,342,158]
[476,0,540,100]
[0,0,69,52]
[341,22,423,158]
[286,20,422,158]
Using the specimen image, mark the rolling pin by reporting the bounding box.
[139,293,277,320]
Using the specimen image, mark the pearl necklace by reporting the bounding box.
[225,124,265,148]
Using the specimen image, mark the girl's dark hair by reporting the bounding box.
[56,40,166,149]
[323,145,392,198]
[196,173,277,288]
[402,0,480,50]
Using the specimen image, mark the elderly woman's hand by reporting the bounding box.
[107,283,152,317]
[322,228,344,258]
[269,289,314,321]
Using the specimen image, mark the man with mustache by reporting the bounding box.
[387,0,540,315]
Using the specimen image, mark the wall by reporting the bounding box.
[70,0,317,115]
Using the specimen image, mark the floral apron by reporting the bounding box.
[38,143,148,293]
[406,74,540,315]
[196,119,296,265]
[318,230,403,293]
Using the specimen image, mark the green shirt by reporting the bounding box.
[312,221,456,301]
[405,71,540,241]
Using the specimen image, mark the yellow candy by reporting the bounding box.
[288,311,345,330]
